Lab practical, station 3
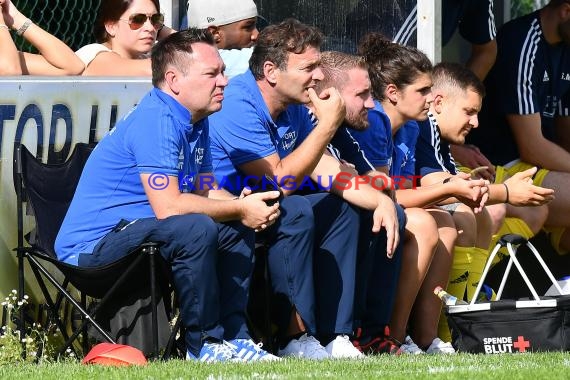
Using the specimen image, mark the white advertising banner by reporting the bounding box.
[0,77,152,298]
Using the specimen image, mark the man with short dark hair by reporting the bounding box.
[210,18,400,359]
[56,29,281,362]
[416,62,554,341]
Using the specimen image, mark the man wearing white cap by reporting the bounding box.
[187,0,258,78]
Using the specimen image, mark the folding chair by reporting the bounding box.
[13,142,174,359]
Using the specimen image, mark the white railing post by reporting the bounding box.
[416,0,441,64]
[163,0,181,30]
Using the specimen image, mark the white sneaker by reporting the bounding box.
[325,335,365,359]
[426,338,456,354]
[226,338,281,362]
[278,333,330,360]
[399,336,425,355]
[186,340,241,362]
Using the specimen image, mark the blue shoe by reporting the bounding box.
[186,340,239,362]
[227,338,281,361]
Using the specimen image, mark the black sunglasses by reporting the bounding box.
[121,13,164,30]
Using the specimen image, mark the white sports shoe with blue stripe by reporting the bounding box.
[186,340,241,362]
[227,339,281,361]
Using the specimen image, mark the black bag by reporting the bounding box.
[446,234,570,353]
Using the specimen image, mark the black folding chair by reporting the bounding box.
[13,142,174,359]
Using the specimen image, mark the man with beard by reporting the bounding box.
[312,50,442,355]
[467,0,570,255]
[209,19,401,359]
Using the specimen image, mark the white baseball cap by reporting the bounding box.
[187,0,258,28]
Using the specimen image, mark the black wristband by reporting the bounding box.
[503,183,510,203]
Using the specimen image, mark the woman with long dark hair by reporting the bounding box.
[76,0,174,76]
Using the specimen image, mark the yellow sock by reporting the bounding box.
[489,218,535,266]
[438,246,471,342]
[446,246,471,299]
[438,308,453,342]
[466,247,490,301]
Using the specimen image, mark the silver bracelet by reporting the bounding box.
[16,19,32,36]
[0,24,9,30]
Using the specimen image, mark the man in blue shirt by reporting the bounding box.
[55,30,282,362]
[209,19,400,359]
[467,0,570,255]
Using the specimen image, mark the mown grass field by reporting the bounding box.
[1,352,569,380]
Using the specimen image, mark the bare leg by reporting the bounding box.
[389,208,438,343]
[474,207,493,250]
[486,204,507,235]
[542,171,570,227]
[506,204,548,235]
[452,204,478,246]
[285,308,307,337]
[409,209,457,349]
[437,204,479,340]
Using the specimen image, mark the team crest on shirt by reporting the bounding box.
[396,142,410,169]
[543,71,549,82]
[195,148,204,165]
[561,72,570,81]
[281,131,298,152]
[542,95,557,118]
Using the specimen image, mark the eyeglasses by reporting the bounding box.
[120,13,164,30]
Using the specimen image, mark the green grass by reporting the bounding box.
[1,353,569,379]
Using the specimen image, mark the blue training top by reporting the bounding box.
[393,121,419,179]
[55,88,212,264]
[467,10,570,165]
[351,100,419,182]
[441,0,496,46]
[415,113,458,177]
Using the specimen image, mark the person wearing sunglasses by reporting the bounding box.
[77,0,174,76]
[0,0,84,75]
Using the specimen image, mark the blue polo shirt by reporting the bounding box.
[467,10,570,165]
[209,70,314,194]
[415,113,458,177]
[55,88,212,264]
